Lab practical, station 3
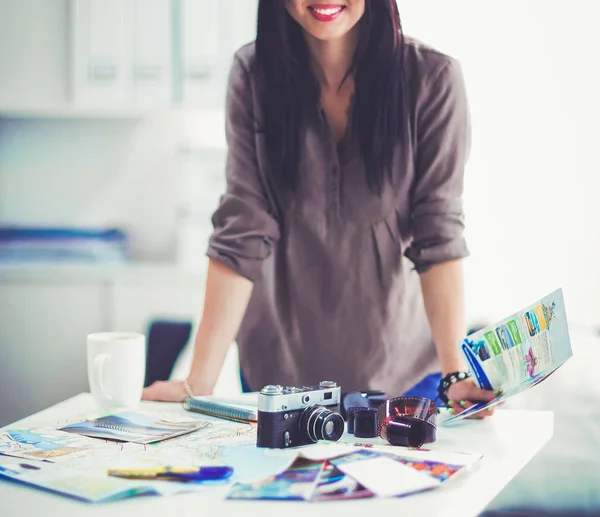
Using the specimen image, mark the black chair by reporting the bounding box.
[144,320,192,387]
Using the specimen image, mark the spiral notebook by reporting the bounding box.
[183,396,259,423]
[59,411,203,444]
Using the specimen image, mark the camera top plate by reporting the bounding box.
[258,381,341,413]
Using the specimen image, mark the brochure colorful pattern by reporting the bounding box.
[444,288,572,423]
[59,412,204,444]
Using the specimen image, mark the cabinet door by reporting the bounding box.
[133,0,173,108]
[0,283,105,427]
[179,0,225,107]
[229,0,258,53]
[71,0,134,106]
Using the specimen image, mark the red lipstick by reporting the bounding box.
[308,4,345,23]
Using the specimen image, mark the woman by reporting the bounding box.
[144,0,496,418]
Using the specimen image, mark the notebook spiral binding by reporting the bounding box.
[87,423,165,435]
[183,398,257,424]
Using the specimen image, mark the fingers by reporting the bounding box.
[142,381,186,402]
[448,399,468,411]
[447,399,473,416]
[462,386,502,418]
[142,382,161,401]
[447,399,496,419]
[466,385,497,402]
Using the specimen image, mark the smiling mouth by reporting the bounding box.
[307,4,346,22]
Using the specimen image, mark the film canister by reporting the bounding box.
[346,407,362,434]
[353,407,378,438]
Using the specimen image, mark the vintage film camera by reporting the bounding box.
[257,381,344,448]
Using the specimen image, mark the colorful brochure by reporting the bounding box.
[0,427,94,462]
[330,450,440,498]
[0,456,205,503]
[227,447,480,501]
[444,288,572,423]
[312,462,373,501]
[59,411,203,444]
[227,458,324,501]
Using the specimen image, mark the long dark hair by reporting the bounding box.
[254,0,406,194]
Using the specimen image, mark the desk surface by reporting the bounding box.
[1,393,553,517]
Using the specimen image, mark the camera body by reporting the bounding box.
[257,381,343,448]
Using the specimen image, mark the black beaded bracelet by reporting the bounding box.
[437,371,472,404]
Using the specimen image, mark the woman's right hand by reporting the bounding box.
[142,380,212,402]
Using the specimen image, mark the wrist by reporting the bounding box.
[434,339,467,376]
[437,371,472,404]
[186,373,214,396]
[441,361,467,377]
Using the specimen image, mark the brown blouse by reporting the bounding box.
[207,38,471,396]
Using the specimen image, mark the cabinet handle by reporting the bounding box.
[187,64,212,82]
[135,64,165,80]
[88,63,117,81]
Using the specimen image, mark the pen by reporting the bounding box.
[107,466,234,482]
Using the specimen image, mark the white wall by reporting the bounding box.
[400,1,600,326]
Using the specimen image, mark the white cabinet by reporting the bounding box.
[71,0,174,108]
[132,0,173,108]
[229,0,258,53]
[0,283,105,426]
[0,0,69,108]
[175,0,258,107]
[178,0,225,107]
[0,0,260,114]
[71,0,135,107]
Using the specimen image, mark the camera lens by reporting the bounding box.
[299,406,344,443]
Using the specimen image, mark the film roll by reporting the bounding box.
[377,397,437,448]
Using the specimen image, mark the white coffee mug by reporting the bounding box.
[87,332,146,413]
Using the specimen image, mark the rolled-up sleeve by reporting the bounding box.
[207,54,280,281]
[404,57,471,273]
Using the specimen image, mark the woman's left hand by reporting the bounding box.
[445,378,499,419]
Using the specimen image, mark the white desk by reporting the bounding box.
[0,393,553,517]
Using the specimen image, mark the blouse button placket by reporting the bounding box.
[319,105,341,215]
[330,164,340,213]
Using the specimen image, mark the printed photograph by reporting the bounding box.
[465,338,492,361]
[313,462,373,501]
[394,458,463,482]
[496,324,516,350]
[227,459,323,501]
[525,311,541,336]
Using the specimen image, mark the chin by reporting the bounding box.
[304,24,355,41]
